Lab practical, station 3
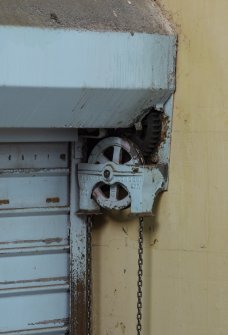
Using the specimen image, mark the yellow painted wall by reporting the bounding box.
[93,1,228,334]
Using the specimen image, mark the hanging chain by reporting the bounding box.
[86,215,93,335]
[86,215,144,335]
[136,216,144,335]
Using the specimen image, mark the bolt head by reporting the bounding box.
[104,169,111,179]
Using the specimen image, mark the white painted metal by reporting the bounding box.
[0,143,70,334]
[0,26,176,128]
[88,137,144,210]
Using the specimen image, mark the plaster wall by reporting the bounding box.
[93,1,228,334]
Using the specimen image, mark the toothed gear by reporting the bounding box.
[131,111,162,156]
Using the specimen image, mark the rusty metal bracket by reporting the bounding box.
[77,161,166,215]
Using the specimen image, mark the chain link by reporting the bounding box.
[136,217,144,335]
[86,215,144,335]
[86,216,93,335]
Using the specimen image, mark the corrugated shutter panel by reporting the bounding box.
[0,143,70,335]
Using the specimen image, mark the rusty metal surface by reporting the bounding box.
[88,137,144,211]
[78,161,165,214]
[0,199,9,205]
[0,0,173,34]
[46,197,60,204]
[70,142,87,335]
[156,96,174,190]
[71,279,86,334]
[77,136,170,215]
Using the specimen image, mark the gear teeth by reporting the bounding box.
[131,110,162,157]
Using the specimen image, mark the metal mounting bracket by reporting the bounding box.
[77,162,166,215]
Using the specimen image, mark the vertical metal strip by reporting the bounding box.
[70,141,87,335]
[136,217,144,335]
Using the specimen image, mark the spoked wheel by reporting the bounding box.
[88,137,144,210]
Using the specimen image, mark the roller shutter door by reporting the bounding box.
[0,143,70,335]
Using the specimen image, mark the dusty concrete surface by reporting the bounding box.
[0,0,173,34]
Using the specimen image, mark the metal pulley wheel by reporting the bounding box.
[88,137,144,210]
